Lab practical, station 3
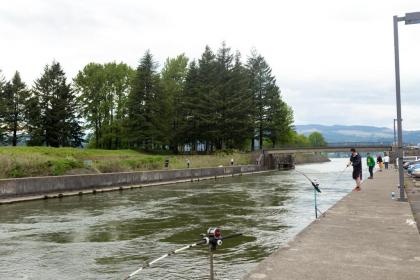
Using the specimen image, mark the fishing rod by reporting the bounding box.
[294,169,321,193]
[331,165,349,185]
[123,240,206,280]
[294,169,323,218]
[123,228,242,280]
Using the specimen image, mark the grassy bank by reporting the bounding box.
[0,147,252,179]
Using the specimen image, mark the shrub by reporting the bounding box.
[48,157,84,176]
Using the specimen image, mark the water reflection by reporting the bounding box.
[0,158,362,280]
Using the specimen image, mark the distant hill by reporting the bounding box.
[295,124,420,145]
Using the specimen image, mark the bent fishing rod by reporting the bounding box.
[124,228,242,280]
[294,169,324,218]
[294,169,321,193]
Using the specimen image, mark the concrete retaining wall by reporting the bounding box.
[0,165,264,199]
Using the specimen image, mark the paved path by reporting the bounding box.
[243,169,420,280]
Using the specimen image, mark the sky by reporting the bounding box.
[1,0,420,130]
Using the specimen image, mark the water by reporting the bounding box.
[0,158,368,280]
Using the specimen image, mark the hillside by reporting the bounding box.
[295,124,420,144]
[0,147,252,179]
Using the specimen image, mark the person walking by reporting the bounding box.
[377,154,383,172]
[348,148,362,191]
[383,153,390,169]
[367,153,375,179]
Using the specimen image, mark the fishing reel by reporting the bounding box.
[204,227,223,250]
[311,178,321,193]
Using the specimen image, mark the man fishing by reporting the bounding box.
[347,148,362,191]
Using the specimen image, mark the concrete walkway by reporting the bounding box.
[243,169,420,280]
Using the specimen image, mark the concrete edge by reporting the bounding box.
[0,170,273,205]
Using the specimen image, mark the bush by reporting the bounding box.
[48,157,84,176]
[94,161,128,173]
[8,162,26,178]
[122,156,164,170]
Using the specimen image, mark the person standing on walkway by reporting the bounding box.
[348,148,362,191]
[383,153,390,169]
[377,154,383,172]
[367,153,375,179]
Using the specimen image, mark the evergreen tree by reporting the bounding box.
[25,94,43,146]
[181,60,200,152]
[224,52,254,148]
[161,54,189,153]
[266,91,294,147]
[246,50,292,150]
[0,71,6,143]
[1,71,30,146]
[213,42,234,149]
[31,61,83,147]
[196,46,217,151]
[126,51,162,149]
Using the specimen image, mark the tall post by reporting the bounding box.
[314,188,318,219]
[209,249,214,280]
[393,16,405,200]
[393,119,397,145]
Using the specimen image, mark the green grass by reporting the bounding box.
[0,147,252,179]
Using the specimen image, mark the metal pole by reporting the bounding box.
[393,16,405,200]
[209,249,214,280]
[393,118,397,146]
[314,188,318,219]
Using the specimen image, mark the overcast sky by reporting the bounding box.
[1,0,420,129]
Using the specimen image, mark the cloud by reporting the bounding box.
[0,0,419,129]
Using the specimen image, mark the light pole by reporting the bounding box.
[393,118,397,146]
[393,12,420,201]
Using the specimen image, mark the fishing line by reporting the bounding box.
[330,165,349,186]
[123,240,206,280]
[294,169,321,193]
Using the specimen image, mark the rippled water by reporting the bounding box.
[0,158,368,280]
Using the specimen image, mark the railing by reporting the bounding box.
[272,142,393,149]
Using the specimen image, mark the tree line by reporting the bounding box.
[0,43,325,151]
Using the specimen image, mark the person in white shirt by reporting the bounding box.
[383,154,390,169]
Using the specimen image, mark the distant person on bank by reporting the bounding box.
[377,155,383,172]
[348,148,362,191]
[367,153,375,179]
[383,153,390,169]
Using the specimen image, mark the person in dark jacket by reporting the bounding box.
[348,148,362,191]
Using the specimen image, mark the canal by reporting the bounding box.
[0,158,368,280]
